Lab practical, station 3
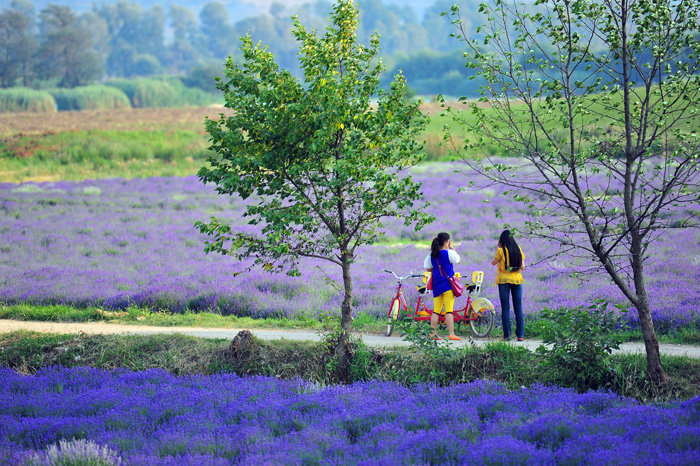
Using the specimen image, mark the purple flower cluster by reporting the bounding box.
[1,366,698,465]
[1,164,698,331]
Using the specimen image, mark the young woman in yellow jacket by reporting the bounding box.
[491,230,525,341]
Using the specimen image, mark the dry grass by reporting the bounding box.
[0,103,476,137]
[0,106,234,138]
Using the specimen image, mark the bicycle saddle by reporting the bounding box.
[415,285,428,294]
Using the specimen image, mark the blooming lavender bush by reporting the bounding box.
[0,164,698,331]
[0,366,698,465]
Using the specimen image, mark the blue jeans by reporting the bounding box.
[498,283,524,339]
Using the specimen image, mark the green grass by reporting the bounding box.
[425,85,700,161]
[0,129,211,182]
[1,331,697,401]
[526,313,700,345]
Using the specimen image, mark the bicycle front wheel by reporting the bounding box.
[386,298,401,337]
[470,307,494,338]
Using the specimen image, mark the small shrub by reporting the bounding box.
[535,300,627,391]
[29,438,122,466]
[49,86,131,111]
[183,63,224,93]
[0,88,56,113]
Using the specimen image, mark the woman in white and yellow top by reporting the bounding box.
[491,230,525,341]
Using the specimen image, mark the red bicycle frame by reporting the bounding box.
[385,269,495,338]
[387,272,478,324]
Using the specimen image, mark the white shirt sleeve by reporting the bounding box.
[424,254,432,269]
[448,249,460,264]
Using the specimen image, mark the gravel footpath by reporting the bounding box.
[1,319,699,358]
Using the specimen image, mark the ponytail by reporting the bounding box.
[431,232,450,259]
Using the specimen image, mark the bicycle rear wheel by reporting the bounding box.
[386,298,401,337]
[469,307,494,338]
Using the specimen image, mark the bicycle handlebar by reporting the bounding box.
[384,269,424,281]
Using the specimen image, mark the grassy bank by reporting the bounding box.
[1,331,697,402]
[2,304,697,344]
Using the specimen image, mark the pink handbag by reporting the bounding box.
[437,263,463,298]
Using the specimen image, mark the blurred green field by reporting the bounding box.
[1,90,696,183]
[1,130,210,182]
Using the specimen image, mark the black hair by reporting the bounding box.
[430,232,450,259]
[499,230,522,270]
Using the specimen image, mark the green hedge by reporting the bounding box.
[49,86,131,111]
[0,88,56,113]
[105,77,217,108]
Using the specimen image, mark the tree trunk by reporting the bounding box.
[632,256,669,385]
[334,252,354,383]
[636,298,668,385]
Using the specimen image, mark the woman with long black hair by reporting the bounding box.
[491,230,525,341]
[423,232,461,340]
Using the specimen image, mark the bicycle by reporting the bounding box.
[384,269,496,338]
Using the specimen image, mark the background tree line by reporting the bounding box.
[0,0,485,96]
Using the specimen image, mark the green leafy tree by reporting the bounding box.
[98,2,165,78]
[37,5,101,87]
[445,0,699,385]
[199,1,235,59]
[0,6,37,87]
[169,4,200,73]
[197,0,432,380]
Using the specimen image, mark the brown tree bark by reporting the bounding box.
[334,252,354,383]
[631,245,669,385]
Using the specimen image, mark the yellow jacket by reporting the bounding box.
[494,246,524,285]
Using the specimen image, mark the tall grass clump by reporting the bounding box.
[105,77,216,108]
[49,86,131,111]
[0,88,56,113]
[161,76,219,107]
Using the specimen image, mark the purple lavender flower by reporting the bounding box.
[0,164,697,331]
[0,367,698,464]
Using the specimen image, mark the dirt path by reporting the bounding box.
[2,319,699,358]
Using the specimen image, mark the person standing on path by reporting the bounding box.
[424,232,462,341]
[492,230,525,341]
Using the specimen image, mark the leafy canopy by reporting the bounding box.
[197,0,432,274]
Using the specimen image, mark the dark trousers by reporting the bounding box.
[498,283,524,339]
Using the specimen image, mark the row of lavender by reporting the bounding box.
[1,164,698,330]
[1,366,698,464]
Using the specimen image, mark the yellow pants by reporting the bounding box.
[434,290,455,315]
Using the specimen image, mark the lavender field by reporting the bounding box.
[1,164,698,332]
[1,366,698,465]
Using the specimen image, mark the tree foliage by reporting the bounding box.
[196,0,432,380]
[445,0,699,385]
